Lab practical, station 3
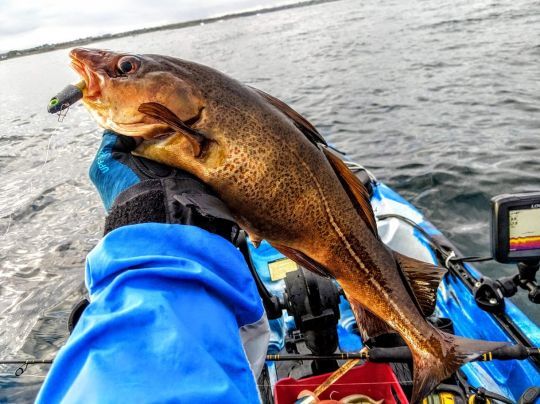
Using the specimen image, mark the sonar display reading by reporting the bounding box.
[509,207,540,251]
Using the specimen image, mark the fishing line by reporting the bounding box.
[43,130,56,166]
[1,121,63,370]
[2,121,59,241]
[1,142,52,241]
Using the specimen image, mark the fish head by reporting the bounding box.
[69,47,204,139]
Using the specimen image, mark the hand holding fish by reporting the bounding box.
[89,129,237,240]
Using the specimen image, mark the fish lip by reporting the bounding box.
[69,55,101,100]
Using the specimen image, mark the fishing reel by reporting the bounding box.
[283,267,342,375]
[236,230,342,375]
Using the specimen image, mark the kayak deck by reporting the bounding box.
[249,181,540,402]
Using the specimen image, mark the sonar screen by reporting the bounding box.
[491,192,540,263]
[509,207,540,252]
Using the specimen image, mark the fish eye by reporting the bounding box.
[117,57,138,75]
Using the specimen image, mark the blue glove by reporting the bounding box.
[89,130,237,241]
[89,130,174,211]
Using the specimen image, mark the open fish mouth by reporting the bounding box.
[69,56,102,99]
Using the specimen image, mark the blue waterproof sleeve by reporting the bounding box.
[36,224,267,404]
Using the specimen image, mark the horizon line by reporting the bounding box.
[0,0,339,62]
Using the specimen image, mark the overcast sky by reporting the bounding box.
[0,0,299,53]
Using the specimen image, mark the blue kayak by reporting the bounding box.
[247,171,539,403]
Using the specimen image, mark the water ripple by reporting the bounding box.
[0,0,539,400]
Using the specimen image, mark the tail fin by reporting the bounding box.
[410,332,507,403]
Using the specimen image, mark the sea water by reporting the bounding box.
[0,0,539,400]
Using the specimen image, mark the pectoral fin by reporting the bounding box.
[393,251,447,316]
[321,146,378,236]
[138,102,207,157]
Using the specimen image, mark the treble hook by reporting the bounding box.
[57,103,70,122]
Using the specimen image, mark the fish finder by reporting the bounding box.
[476,192,540,310]
[491,192,540,263]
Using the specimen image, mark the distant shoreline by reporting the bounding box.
[0,0,338,62]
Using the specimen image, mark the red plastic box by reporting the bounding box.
[273,362,409,403]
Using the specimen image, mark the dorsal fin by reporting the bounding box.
[321,146,378,236]
[393,251,447,316]
[249,86,327,146]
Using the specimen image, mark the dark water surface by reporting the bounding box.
[0,0,539,401]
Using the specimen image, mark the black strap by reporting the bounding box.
[104,179,237,243]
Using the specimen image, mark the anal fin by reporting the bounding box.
[271,243,331,279]
[347,298,396,342]
[393,251,446,316]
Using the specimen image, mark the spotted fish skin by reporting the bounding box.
[70,47,507,403]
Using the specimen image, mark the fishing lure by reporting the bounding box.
[47,80,85,121]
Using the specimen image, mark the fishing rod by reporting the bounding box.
[4,344,537,376]
[266,344,540,363]
[0,359,54,376]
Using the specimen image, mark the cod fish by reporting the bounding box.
[70,47,506,402]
